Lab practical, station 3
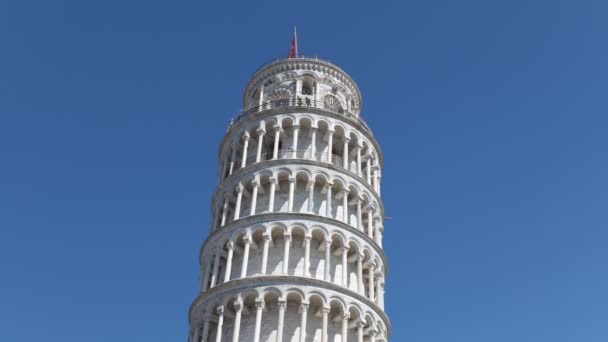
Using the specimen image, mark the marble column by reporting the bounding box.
[210,249,221,287]
[299,303,309,342]
[343,137,350,169]
[253,299,264,342]
[214,306,224,342]
[310,127,317,160]
[223,241,234,283]
[240,236,251,278]
[255,129,265,163]
[357,253,364,295]
[260,234,270,274]
[303,235,311,277]
[321,307,330,342]
[268,177,277,212]
[282,235,291,274]
[272,127,281,160]
[231,301,242,342]
[288,176,296,212]
[325,240,332,282]
[292,124,299,158]
[341,313,350,342]
[276,300,286,342]
[240,133,250,168]
[250,179,259,216]
[307,180,315,213]
[233,183,244,220]
[327,130,334,163]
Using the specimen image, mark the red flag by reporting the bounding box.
[288,28,297,58]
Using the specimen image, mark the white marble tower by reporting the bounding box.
[188,55,389,342]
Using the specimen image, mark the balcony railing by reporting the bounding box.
[245,148,359,175]
[228,99,371,133]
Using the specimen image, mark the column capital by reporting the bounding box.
[322,306,331,314]
[342,312,350,320]
[283,234,292,243]
[226,240,234,250]
[273,126,283,133]
[254,298,265,310]
[269,176,278,184]
[216,305,224,315]
[288,176,296,183]
[328,129,335,135]
[236,182,244,192]
[242,132,251,140]
[304,235,312,242]
[233,301,243,311]
[256,127,266,135]
[299,302,309,312]
[343,136,351,143]
[277,299,287,309]
[356,320,366,329]
[262,233,271,241]
[243,234,253,244]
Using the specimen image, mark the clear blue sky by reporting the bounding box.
[1,1,607,341]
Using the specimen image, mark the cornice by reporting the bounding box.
[219,106,383,167]
[188,275,391,336]
[199,212,388,274]
[212,158,385,218]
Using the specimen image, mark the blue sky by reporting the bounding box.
[1,0,607,341]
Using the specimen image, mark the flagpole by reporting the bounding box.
[294,26,298,58]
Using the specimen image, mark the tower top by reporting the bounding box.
[242,56,363,117]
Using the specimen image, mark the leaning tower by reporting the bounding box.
[188,55,388,342]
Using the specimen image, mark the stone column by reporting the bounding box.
[356,145,362,176]
[342,189,349,223]
[343,137,350,169]
[200,258,211,292]
[357,253,364,295]
[282,234,291,274]
[303,235,311,277]
[192,324,200,342]
[201,320,210,342]
[276,300,286,342]
[212,206,220,231]
[260,234,270,274]
[341,313,350,342]
[240,236,251,278]
[292,124,299,158]
[325,182,333,218]
[373,164,379,192]
[240,133,250,168]
[310,127,317,160]
[268,177,277,212]
[366,156,372,184]
[379,280,385,309]
[250,178,259,216]
[288,176,296,212]
[356,321,365,342]
[231,301,242,342]
[368,262,376,300]
[321,307,330,342]
[220,198,229,226]
[324,240,332,282]
[356,197,363,232]
[299,302,309,342]
[341,246,349,287]
[327,130,334,163]
[210,249,221,287]
[369,329,377,342]
[255,129,265,163]
[223,241,234,283]
[272,127,281,160]
[374,217,381,245]
[307,179,315,213]
[253,299,264,342]
[215,306,224,342]
[367,207,374,238]
[233,183,244,220]
[228,145,237,175]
